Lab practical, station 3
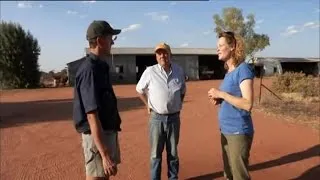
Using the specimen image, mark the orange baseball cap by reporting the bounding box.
[154,42,171,54]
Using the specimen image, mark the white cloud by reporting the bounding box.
[315,8,320,13]
[17,2,44,9]
[120,37,127,41]
[66,10,88,19]
[256,19,264,24]
[203,30,212,35]
[170,2,177,6]
[82,0,96,4]
[282,25,300,36]
[287,25,296,30]
[180,43,189,47]
[310,24,320,29]
[122,24,141,33]
[287,29,299,35]
[67,10,78,15]
[255,26,260,30]
[303,22,319,29]
[145,12,169,22]
[304,22,315,27]
[80,15,88,19]
[17,1,32,8]
[283,21,319,36]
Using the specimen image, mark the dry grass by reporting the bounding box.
[255,95,319,130]
[272,72,319,97]
[256,73,320,130]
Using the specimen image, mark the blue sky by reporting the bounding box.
[1,0,319,72]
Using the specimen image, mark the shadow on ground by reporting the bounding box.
[290,164,320,180]
[186,144,320,180]
[0,96,144,128]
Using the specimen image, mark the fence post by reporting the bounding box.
[259,66,264,104]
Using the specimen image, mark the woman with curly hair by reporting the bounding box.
[208,31,255,180]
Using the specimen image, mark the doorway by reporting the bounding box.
[136,55,157,82]
[198,55,225,80]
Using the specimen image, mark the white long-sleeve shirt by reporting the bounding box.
[136,63,186,114]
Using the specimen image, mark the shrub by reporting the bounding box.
[272,72,319,97]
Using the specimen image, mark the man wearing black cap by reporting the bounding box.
[73,20,122,180]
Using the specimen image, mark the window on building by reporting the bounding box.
[115,65,124,73]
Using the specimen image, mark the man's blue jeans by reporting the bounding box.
[149,111,180,180]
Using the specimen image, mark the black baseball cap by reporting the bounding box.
[86,20,121,40]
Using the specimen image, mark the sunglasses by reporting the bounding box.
[112,35,117,41]
[89,35,117,41]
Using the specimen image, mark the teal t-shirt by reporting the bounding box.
[218,62,255,135]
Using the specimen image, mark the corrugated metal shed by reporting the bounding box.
[256,57,320,63]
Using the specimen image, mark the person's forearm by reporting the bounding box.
[87,112,110,160]
[138,93,148,108]
[220,92,253,112]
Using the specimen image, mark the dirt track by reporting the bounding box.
[1,79,319,180]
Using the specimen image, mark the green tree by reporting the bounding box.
[213,7,270,62]
[0,21,41,89]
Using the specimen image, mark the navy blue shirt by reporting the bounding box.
[73,53,121,133]
[218,62,255,135]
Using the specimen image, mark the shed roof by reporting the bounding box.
[256,57,320,63]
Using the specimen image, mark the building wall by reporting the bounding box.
[263,62,282,76]
[108,55,136,84]
[171,55,199,80]
[68,54,201,85]
[67,55,137,86]
[67,59,85,86]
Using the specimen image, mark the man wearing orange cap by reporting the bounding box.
[136,42,186,180]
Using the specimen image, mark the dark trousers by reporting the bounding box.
[149,111,180,180]
[221,133,253,180]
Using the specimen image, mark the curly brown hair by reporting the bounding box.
[218,31,246,68]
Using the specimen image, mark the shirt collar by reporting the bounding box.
[88,52,100,61]
[157,63,173,72]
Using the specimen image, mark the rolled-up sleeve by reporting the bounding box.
[79,67,98,113]
[136,68,150,94]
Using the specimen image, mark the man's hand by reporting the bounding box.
[86,112,117,176]
[102,155,117,176]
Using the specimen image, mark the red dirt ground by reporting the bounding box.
[1,79,319,180]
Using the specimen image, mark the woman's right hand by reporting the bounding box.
[209,96,222,105]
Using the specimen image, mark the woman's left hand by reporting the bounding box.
[208,88,223,99]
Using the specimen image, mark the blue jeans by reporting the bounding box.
[149,111,180,180]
